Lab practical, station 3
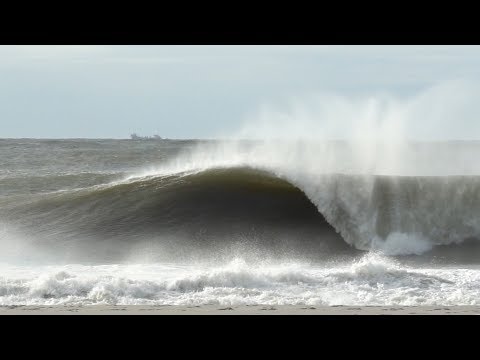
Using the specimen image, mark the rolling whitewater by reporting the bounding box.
[1,138,480,306]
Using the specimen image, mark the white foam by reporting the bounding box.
[0,255,479,306]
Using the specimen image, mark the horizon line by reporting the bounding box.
[3,137,480,143]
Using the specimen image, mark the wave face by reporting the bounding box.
[2,139,480,263]
[0,167,355,262]
[4,167,480,260]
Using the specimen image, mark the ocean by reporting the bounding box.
[1,138,479,306]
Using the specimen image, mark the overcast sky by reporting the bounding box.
[1,45,480,139]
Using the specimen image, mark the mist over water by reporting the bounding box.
[1,81,480,306]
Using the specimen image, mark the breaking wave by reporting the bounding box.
[2,162,480,261]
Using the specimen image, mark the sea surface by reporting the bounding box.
[1,138,480,306]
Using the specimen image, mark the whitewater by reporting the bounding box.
[1,255,479,306]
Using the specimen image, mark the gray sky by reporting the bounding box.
[1,45,480,139]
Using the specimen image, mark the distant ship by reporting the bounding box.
[130,133,163,140]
